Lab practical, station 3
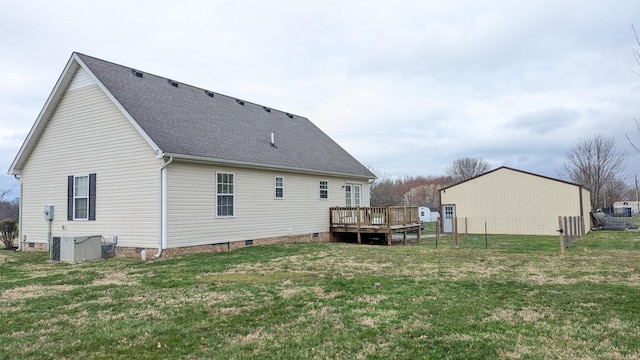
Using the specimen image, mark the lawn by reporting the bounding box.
[1,231,639,359]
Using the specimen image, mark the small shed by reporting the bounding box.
[418,206,439,223]
[439,166,591,236]
[418,206,431,223]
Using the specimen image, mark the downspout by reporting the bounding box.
[14,175,22,252]
[155,156,173,258]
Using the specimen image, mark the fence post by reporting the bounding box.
[436,218,440,248]
[558,216,565,254]
[454,217,459,248]
[564,216,570,248]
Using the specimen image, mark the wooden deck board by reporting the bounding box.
[329,207,421,245]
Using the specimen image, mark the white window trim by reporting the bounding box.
[345,182,363,207]
[319,180,328,200]
[216,171,235,218]
[275,176,284,199]
[73,175,89,220]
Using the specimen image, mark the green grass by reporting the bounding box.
[1,231,639,359]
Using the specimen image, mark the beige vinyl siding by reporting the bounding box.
[20,80,161,248]
[441,168,588,235]
[166,161,369,247]
[67,67,93,91]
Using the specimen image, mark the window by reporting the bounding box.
[275,176,284,199]
[345,183,362,207]
[74,176,89,219]
[217,172,234,217]
[319,180,328,199]
[67,174,96,221]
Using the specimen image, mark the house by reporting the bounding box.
[8,52,375,258]
[612,201,639,216]
[439,166,591,236]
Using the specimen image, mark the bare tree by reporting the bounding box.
[0,187,12,202]
[0,186,18,220]
[560,134,626,211]
[631,25,640,77]
[445,157,490,182]
[626,26,640,152]
[0,186,18,249]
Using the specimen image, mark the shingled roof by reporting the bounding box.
[10,52,374,179]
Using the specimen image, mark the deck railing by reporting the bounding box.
[330,206,420,228]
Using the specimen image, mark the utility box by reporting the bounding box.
[44,205,54,220]
[59,235,103,263]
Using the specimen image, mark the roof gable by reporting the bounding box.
[10,52,374,179]
[439,166,586,192]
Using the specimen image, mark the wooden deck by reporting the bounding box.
[330,207,421,245]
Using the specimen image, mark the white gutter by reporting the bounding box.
[155,156,173,258]
[161,152,375,180]
[14,175,22,252]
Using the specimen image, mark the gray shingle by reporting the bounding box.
[76,53,374,179]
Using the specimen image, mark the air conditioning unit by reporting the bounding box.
[58,235,103,263]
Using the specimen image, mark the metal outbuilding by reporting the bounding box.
[439,166,591,236]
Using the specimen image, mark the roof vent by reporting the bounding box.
[131,69,143,78]
[236,99,245,106]
[168,79,179,87]
[263,106,271,112]
[285,113,293,118]
[204,90,214,98]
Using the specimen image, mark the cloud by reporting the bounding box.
[2,0,640,193]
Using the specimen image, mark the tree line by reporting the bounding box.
[370,134,635,212]
[370,157,490,207]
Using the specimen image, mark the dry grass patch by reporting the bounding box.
[484,307,546,324]
[2,284,77,300]
[313,286,341,299]
[357,294,388,304]
[280,287,302,299]
[91,270,141,286]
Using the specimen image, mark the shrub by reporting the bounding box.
[0,218,17,249]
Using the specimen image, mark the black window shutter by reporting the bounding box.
[89,173,96,221]
[67,176,74,220]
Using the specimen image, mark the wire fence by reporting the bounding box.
[412,216,587,252]
[448,216,575,237]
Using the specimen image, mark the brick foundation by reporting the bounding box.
[155,232,331,259]
[19,242,48,252]
[16,232,331,260]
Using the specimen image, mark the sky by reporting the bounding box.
[2,0,640,199]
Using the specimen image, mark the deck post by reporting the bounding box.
[404,206,407,226]
[357,231,361,244]
[329,208,333,242]
[403,231,407,245]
